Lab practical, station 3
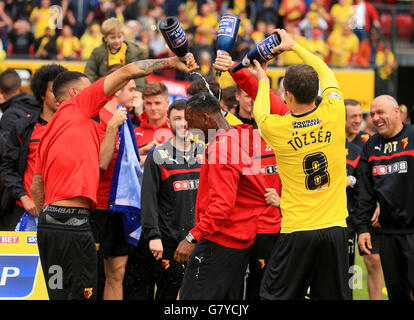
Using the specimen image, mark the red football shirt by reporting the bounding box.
[134,111,172,148]
[34,77,113,210]
[96,107,118,209]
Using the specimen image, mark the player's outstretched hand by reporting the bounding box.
[170,53,199,73]
[270,29,296,56]
[249,60,269,83]
[213,51,233,72]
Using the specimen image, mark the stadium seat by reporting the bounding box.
[396,14,413,40]
[380,13,392,39]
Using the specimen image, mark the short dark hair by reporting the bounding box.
[0,69,21,94]
[52,71,88,102]
[30,64,68,105]
[142,82,168,98]
[186,92,221,114]
[221,85,238,109]
[186,78,220,99]
[344,98,360,106]
[284,64,319,104]
[168,99,187,118]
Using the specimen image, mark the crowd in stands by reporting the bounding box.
[0,0,411,95]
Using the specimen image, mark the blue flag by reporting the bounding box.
[108,106,143,246]
[15,211,38,232]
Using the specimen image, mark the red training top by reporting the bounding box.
[134,111,172,148]
[34,77,113,211]
[230,64,287,234]
[190,125,269,249]
[230,61,289,116]
[251,128,282,234]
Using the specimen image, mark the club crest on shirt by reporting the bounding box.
[360,134,370,143]
[327,91,342,100]
[84,288,93,299]
[258,259,266,269]
[162,259,170,270]
[401,137,408,149]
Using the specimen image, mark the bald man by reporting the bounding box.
[356,95,414,300]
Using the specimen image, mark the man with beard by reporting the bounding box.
[140,99,204,300]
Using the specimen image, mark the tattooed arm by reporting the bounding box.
[103,55,199,97]
[30,174,44,215]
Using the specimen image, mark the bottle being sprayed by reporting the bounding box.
[159,16,190,60]
[232,33,282,73]
[215,14,240,76]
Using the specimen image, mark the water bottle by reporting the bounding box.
[216,14,240,76]
[232,33,282,73]
[158,16,189,59]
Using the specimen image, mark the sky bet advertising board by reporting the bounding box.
[0,232,48,300]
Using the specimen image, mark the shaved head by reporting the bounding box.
[370,95,402,138]
[372,95,398,109]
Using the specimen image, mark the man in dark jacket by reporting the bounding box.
[140,99,203,300]
[0,69,40,134]
[0,64,66,230]
[357,95,414,300]
[0,68,41,217]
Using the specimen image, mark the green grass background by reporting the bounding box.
[352,251,388,300]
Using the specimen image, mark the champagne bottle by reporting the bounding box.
[232,33,282,73]
[158,16,189,59]
[216,14,240,76]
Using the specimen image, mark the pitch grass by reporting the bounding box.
[352,251,388,300]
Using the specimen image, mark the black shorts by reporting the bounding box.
[260,226,351,300]
[37,205,97,300]
[245,233,279,300]
[358,225,381,255]
[91,209,131,258]
[379,232,414,300]
[179,239,251,300]
[153,244,186,300]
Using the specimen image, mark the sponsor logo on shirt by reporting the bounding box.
[260,165,278,175]
[292,118,322,129]
[372,161,408,176]
[173,179,199,191]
